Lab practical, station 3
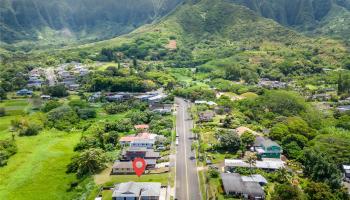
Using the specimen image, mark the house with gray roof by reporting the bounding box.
[16,89,33,96]
[112,182,161,200]
[221,173,265,199]
[225,159,284,172]
[130,138,155,149]
[337,105,350,113]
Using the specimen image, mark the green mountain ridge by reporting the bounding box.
[228,0,350,42]
[53,0,348,74]
[0,0,182,46]
[2,0,350,51]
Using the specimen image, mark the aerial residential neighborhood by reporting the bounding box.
[2,0,350,200]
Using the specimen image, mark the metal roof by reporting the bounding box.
[112,182,161,198]
[225,159,284,170]
[221,173,265,196]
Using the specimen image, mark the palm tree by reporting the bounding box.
[245,153,257,175]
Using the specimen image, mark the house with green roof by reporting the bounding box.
[253,136,282,159]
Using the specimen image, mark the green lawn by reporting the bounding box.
[102,190,113,200]
[104,173,169,186]
[0,130,81,200]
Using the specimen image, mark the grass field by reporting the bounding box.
[0,99,31,116]
[0,99,32,139]
[0,130,81,200]
[0,115,16,139]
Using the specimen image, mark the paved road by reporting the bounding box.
[175,98,201,200]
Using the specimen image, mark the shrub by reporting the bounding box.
[41,100,62,112]
[208,168,219,178]
[11,117,43,136]
[0,107,5,117]
[104,103,128,114]
[68,100,88,109]
[18,123,42,136]
[0,139,17,166]
[77,108,97,120]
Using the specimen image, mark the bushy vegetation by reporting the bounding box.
[87,75,155,92]
[41,100,62,112]
[173,86,216,101]
[67,148,108,178]
[0,139,17,166]
[42,85,68,98]
[0,108,5,117]
[11,117,43,136]
[46,106,80,131]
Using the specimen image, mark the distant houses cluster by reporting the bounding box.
[258,78,287,89]
[89,90,170,111]
[18,62,90,97]
[27,68,45,88]
[56,62,89,91]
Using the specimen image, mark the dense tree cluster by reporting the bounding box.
[42,84,69,98]
[173,86,216,101]
[87,75,155,92]
[46,106,80,131]
[303,149,342,189]
[216,129,241,152]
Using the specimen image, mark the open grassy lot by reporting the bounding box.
[0,99,32,139]
[0,99,31,116]
[0,116,16,139]
[0,130,81,200]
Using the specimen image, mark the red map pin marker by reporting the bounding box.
[132,157,146,177]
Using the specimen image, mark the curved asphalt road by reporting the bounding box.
[175,98,201,200]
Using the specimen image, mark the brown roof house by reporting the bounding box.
[112,161,134,175]
[198,110,215,122]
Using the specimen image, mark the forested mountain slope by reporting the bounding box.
[229,0,350,41]
[56,0,348,76]
[0,0,182,45]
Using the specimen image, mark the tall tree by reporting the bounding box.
[303,149,342,189]
[67,148,108,178]
[272,183,302,200]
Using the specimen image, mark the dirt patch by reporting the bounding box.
[94,165,113,185]
[166,40,177,50]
